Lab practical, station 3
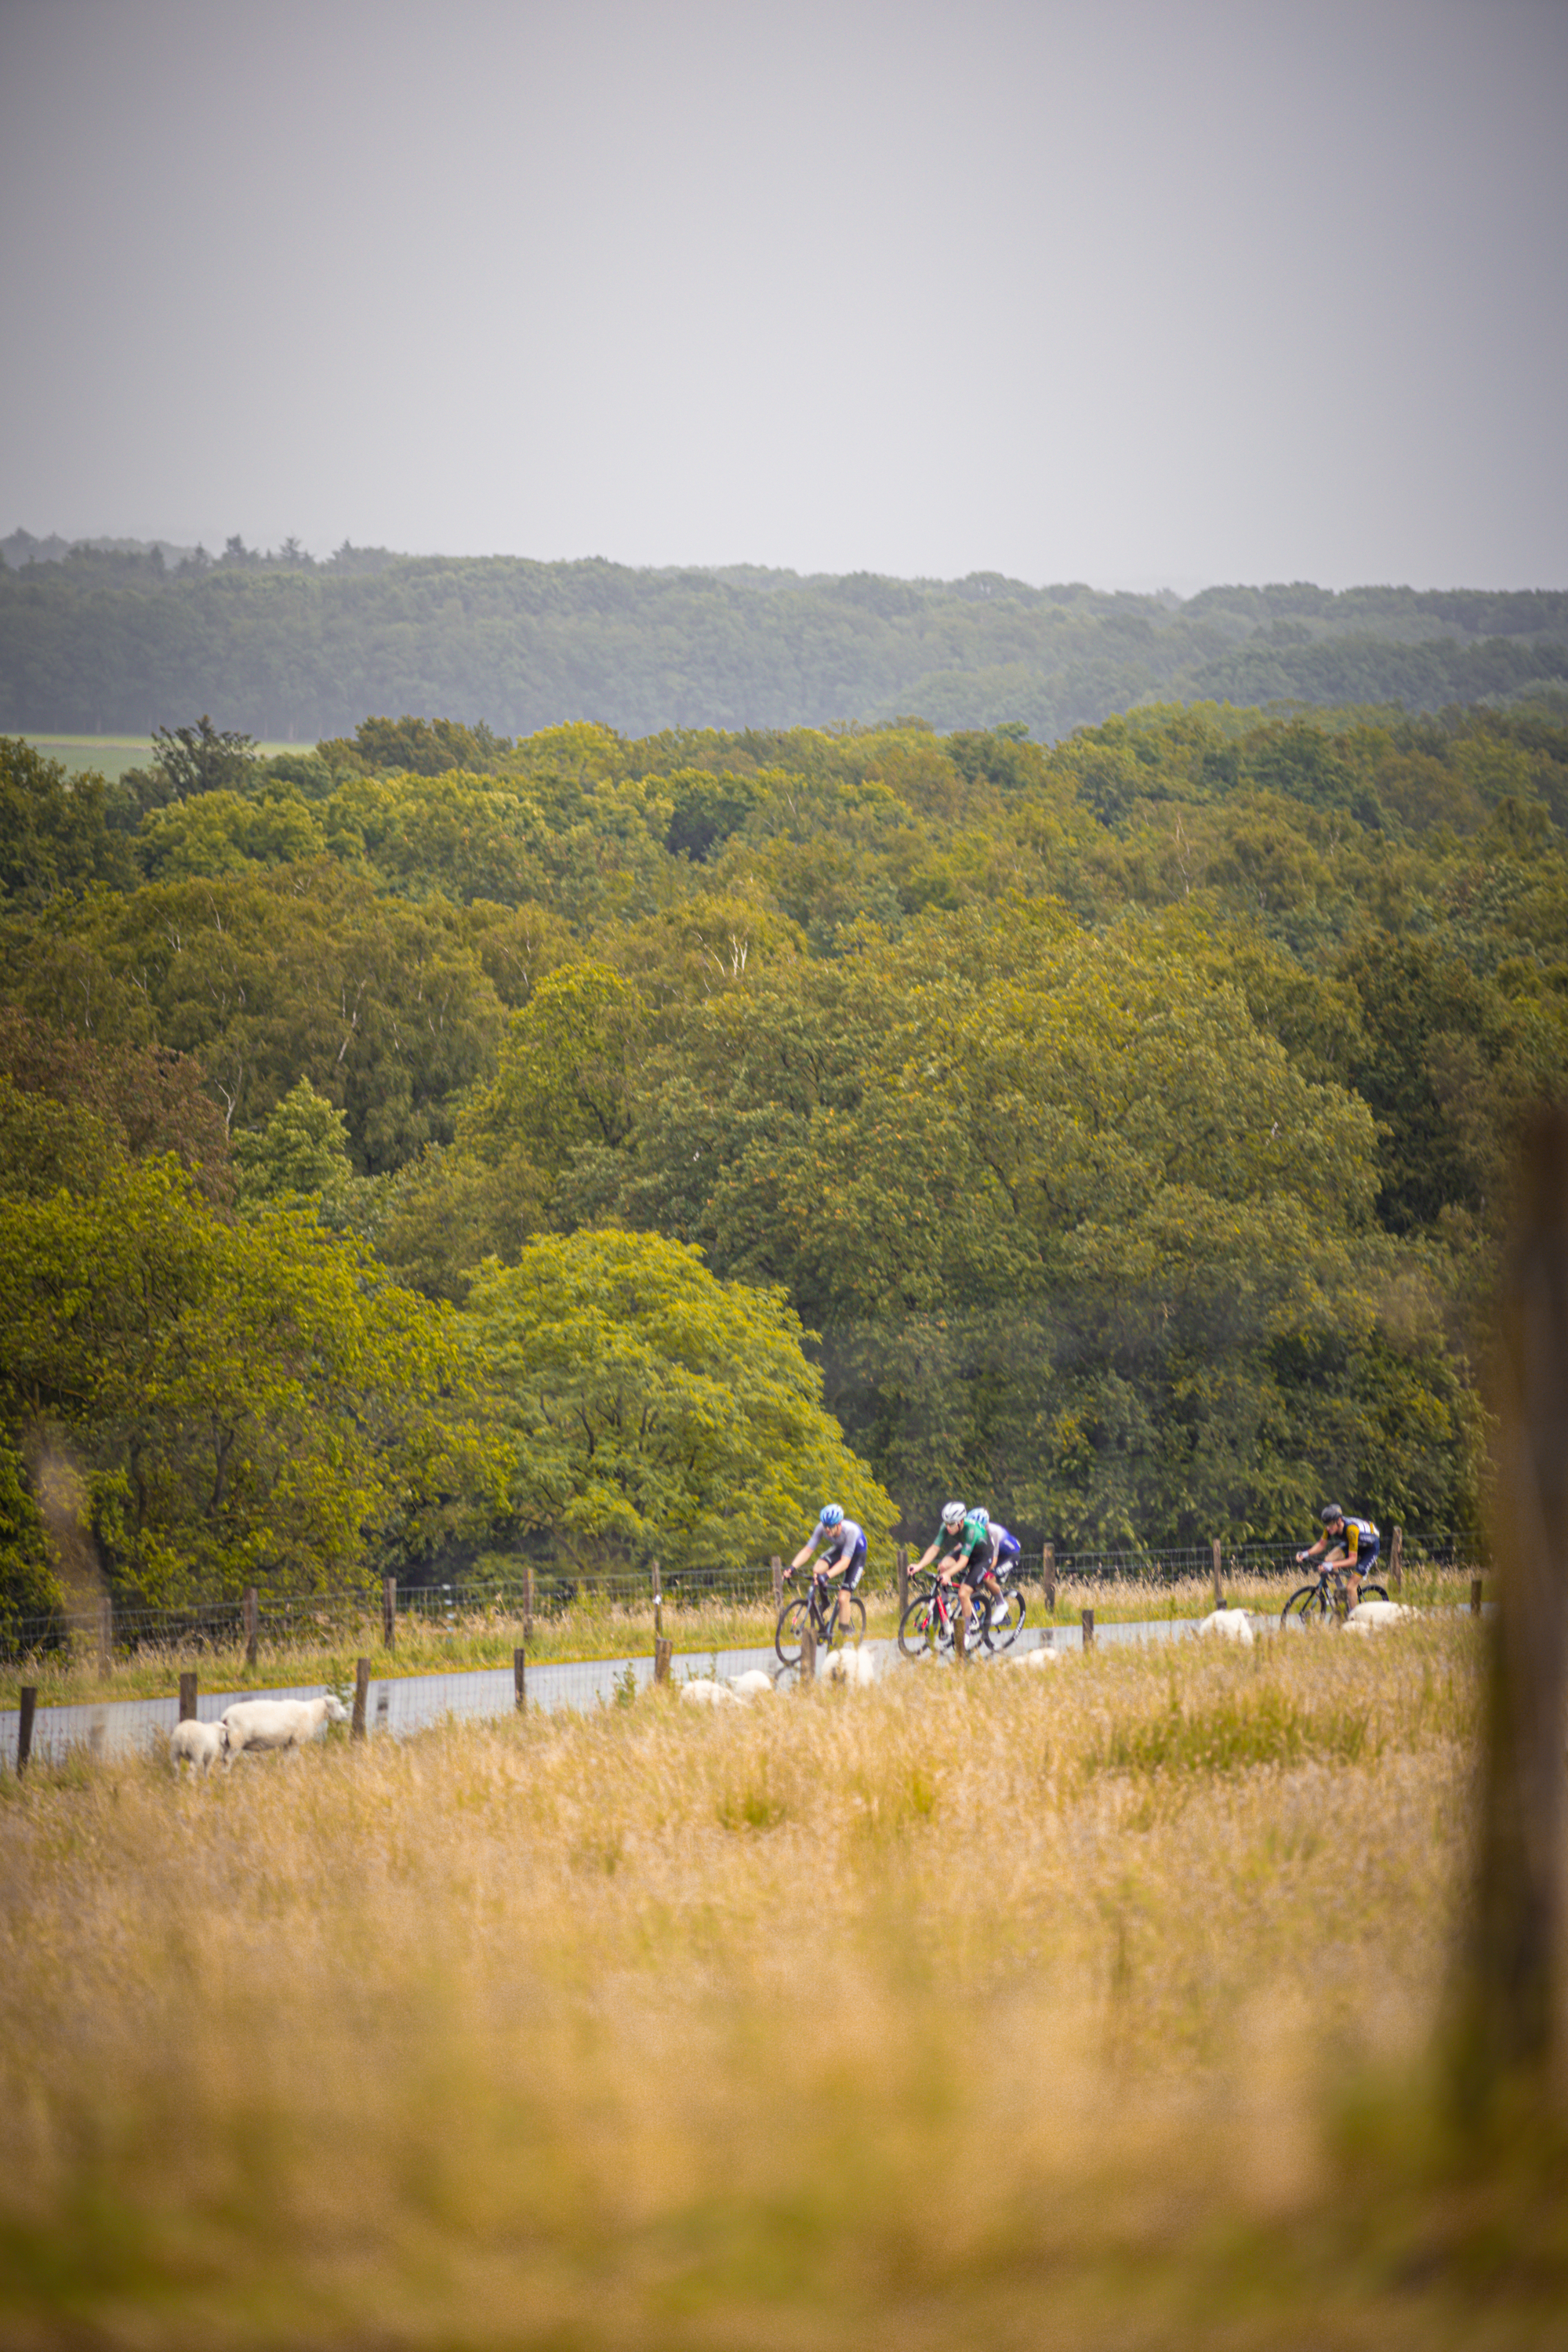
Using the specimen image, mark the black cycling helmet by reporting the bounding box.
[1320,1504,1345,1525]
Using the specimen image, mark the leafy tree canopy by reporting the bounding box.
[469,1228,895,1577]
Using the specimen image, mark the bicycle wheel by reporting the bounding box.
[775,1596,810,1665]
[1353,1583,1388,1606]
[899,1592,952,1658]
[1281,1584,1330,1627]
[823,1595,867,1650]
[981,1591,1026,1653]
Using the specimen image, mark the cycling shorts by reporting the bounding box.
[1345,1544,1380,1577]
[993,1535,1022,1576]
[819,1539,866,1591]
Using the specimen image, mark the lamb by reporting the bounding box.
[681,1678,743,1708]
[1012,1642,1063,1669]
[820,1646,876,1688]
[1197,1608,1254,1645]
[727,1670,778,1701]
[221,1693,350,1761]
[1345,1600,1416,1633]
[169,1717,228,1773]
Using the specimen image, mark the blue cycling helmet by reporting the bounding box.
[819,1503,844,1529]
[942,1501,966,1530]
[967,1507,990,1532]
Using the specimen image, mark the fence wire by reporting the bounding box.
[0,1533,1482,1671]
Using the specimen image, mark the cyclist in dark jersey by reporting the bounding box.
[1297,1504,1380,1607]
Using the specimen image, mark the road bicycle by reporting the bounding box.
[775,1568,867,1666]
[1279,1560,1388,1626]
[897,1570,1025,1659]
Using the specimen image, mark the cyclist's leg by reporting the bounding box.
[840,1541,866,1628]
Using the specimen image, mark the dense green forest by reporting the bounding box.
[6,692,1568,1619]
[2,536,1566,739]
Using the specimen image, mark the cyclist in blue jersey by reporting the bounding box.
[1297,1504,1380,1606]
[988,1519,1022,1585]
[791,1504,868,1632]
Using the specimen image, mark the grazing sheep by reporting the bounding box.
[1013,1642,1063,1669]
[1345,1600,1415,1632]
[221,1693,350,1761]
[1197,1608,1254,1645]
[169,1717,228,1773]
[681,1678,743,1708]
[727,1670,777,1701]
[820,1646,876,1688]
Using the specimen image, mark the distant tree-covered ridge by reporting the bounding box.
[1,537,1563,739]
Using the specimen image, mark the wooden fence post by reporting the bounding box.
[523,1563,534,1644]
[16,1687,36,1777]
[351,1658,370,1739]
[651,1557,662,1647]
[383,1576,397,1650]
[1472,1575,1484,1616]
[97,1595,111,1680]
[1453,1107,1568,2119]
[954,1603,967,1664]
[1389,1524,1403,1596]
[654,1637,672,1685]
[1082,1606,1095,1650]
[243,1586,258,1668]
[897,1544,909,1615]
[179,1671,198,1722]
[771,1555,783,1610]
[799,1621,816,1685]
[514,1647,527,1711]
[1211,1538,1223,1609]
[1044,1542,1056,1610]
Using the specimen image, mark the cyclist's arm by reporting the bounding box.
[789,1535,822,1572]
[909,1541,941,1574]
[1296,1537,1328,1564]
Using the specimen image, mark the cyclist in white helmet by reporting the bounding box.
[907,1500,969,1583]
[791,1503,867,1632]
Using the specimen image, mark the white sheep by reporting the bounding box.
[1197,1608,1254,1645]
[1345,1599,1415,1633]
[221,1693,350,1761]
[169,1717,228,1773]
[820,1646,876,1688]
[727,1670,778,1701]
[680,1678,743,1708]
[1012,1642,1063,1669]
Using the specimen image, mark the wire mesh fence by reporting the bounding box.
[0,1532,1483,1668]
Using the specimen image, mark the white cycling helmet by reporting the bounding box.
[819,1503,844,1529]
[942,1501,966,1530]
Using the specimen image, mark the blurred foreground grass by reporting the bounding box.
[2,1615,1561,2348]
[0,1566,1483,1709]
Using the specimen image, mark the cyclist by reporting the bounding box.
[791,1504,867,1632]
[907,1500,969,1581]
[1296,1504,1380,1609]
[988,1518,1023,1595]
[946,1506,1002,1639]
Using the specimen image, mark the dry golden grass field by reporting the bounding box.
[2,1616,1564,2349]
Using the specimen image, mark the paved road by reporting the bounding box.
[0,1610,1272,1771]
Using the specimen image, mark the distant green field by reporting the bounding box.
[22,733,305,782]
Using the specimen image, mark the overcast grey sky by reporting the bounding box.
[2,0,1563,590]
